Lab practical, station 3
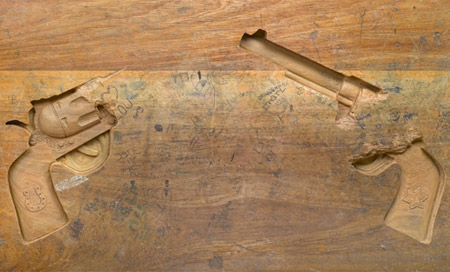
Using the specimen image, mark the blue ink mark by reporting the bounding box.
[356,113,371,129]
[403,112,417,121]
[356,113,372,121]
[357,122,366,129]
[355,207,369,214]
[390,112,400,122]
[126,92,138,100]
[114,131,123,142]
[385,86,402,93]
[130,81,146,91]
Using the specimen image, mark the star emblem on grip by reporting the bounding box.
[402,187,428,209]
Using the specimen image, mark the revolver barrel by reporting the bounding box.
[239,29,382,107]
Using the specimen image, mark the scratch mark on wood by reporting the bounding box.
[309,30,321,62]
[55,176,88,191]
[360,9,366,45]
[230,148,236,162]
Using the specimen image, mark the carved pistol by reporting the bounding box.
[350,129,446,244]
[240,30,446,243]
[239,29,387,128]
[6,72,119,242]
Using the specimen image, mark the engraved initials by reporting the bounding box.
[23,186,47,212]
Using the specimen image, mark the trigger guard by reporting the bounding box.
[352,154,396,176]
[58,132,111,174]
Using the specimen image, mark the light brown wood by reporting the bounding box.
[0,70,449,271]
[0,0,448,71]
[0,0,449,270]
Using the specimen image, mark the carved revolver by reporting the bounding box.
[350,129,446,243]
[6,73,119,242]
[239,29,387,128]
[240,30,446,243]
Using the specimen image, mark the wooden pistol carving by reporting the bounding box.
[6,72,120,242]
[350,129,446,243]
[239,29,388,129]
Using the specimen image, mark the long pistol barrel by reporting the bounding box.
[239,29,383,107]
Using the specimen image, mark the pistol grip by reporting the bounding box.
[8,144,68,242]
[385,145,445,244]
[352,140,446,243]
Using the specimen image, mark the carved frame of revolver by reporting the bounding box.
[6,73,119,242]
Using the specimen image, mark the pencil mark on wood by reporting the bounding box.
[189,136,199,148]
[100,85,119,104]
[260,84,286,110]
[133,106,144,119]
[309,30,321,62]
[113,131,142,142]
[253,141,277,162]
[163,180,170,198]
[208,256,223,270]
[9,95,16,104]
[115,148,143,177]
[436,111,450,132]
[208,201,232,231]
[359,9,366,45]
[69,218,85,239]
[116,98,134,120]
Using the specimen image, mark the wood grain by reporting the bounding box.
[0,70,449,271]
[1,0,449,270]
[0,0,449,71]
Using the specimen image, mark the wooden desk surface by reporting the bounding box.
[0,0,448,71]
[0,1,449,271]
[1,70,449,271]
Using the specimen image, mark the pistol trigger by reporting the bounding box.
[5,120,33,134]
[77,144,99,157]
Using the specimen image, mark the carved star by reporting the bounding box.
[402,187,428,209]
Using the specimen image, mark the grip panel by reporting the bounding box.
[8,143,68,242]
[385,145,445,243]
